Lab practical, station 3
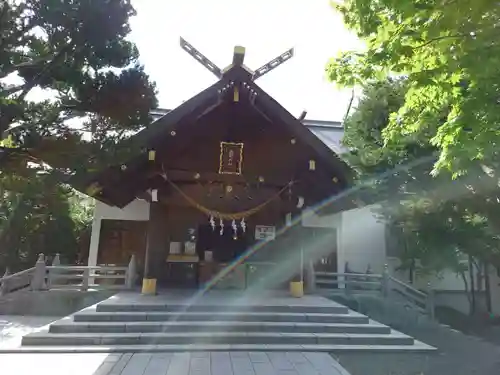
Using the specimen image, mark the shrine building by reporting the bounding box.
[76,41,388,294]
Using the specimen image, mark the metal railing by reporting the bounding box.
[0,253,138,296]
[314,265,435,320]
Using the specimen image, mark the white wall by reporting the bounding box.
[87,199,150,267]
[302,204,387,274]
[489,269,500,315]
[339,205,386,274]
[94,199,150,221]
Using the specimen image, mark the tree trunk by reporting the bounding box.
[484,262,492,314]
[468,255,476,315]
[459,269,473,316]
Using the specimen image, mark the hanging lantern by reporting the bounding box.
[219,218,224,236]
[209,215,216,231]
[240,218,246,233]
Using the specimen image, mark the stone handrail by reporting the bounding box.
[0,253,138,296]
[315,271,384,290]
[388,275,435,319]
[46,265,130,291]
[314,265,435,320]
[0,267,35,296]
[315,271,383,279]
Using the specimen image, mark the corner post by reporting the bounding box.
[381,263,390,298]
[305,260,316,294]
[344,262,351,295]
[426,282,435,320]
[81,268,90,291]
[0,268,10,296]
[48,253,60,288]
[31,253,47,291]
[126,254,137,289]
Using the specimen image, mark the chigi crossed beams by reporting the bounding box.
[179,37,294,81]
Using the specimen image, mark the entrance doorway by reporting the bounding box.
[196,225,251,262]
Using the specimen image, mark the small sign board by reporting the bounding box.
[169,242,181,254]
[255,225,276,241]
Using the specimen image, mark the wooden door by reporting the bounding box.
[98,220,147,269]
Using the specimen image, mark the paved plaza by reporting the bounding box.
[0,351,350,375]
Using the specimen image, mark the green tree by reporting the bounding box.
[0,171,89,272]
[327,0,499,176]
[0,0,157,174]
[0,0,159,271]
[342,78,500,313]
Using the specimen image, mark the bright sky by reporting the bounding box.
[129,0,361,122]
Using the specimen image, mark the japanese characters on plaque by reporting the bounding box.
[255,225,276,241]
[219,141,244,175]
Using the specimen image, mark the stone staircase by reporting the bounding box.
[13,291,435,353]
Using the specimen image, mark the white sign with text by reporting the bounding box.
[255,225,276,241]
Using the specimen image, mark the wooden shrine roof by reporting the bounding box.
[71,64,356,210]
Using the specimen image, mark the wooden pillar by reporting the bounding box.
[141,202,165,295]
[289,211,304,298]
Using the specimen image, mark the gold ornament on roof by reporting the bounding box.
[309,160,316,171]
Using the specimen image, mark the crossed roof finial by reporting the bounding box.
[180,37,294,81]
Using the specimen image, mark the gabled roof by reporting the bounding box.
[149,109,346,154]
[133,65,352,181]
[74,64,354,207]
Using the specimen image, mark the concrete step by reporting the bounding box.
[49,321,390,334]
[11,293,436,354]
[0,342,437,353]
[22,331,415,346]
[96,303,348,314]
[73,311,370,323]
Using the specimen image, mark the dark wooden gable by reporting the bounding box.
[77,64,354,210]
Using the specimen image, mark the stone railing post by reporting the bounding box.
[341,262,350,291]
[426,282,435,320]
[381,264,390,298]
[48,253,60,288]
[30,253,47,291]
[0,268,10,296]
[81,268,90,291]
[125,254,137,289]
[304,260,316,294]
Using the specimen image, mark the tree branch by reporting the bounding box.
[16,44,73,103]
[415,34,468,49]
